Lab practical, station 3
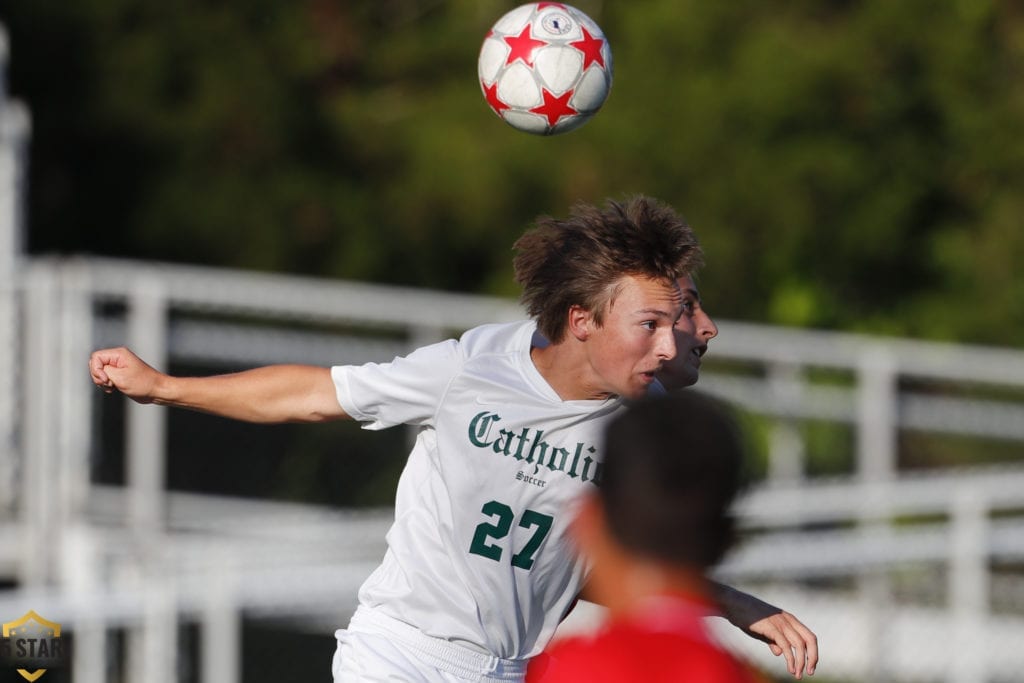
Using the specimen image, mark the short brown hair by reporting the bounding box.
[513,196,703,343]
[602,392,745,568]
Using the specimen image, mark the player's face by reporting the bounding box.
[658,276,718,391]
[583,274,683,400]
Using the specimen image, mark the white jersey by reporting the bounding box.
[331,320,626,660]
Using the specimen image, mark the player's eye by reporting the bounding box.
[641,321,657,331]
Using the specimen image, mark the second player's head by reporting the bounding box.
[600,391,745,570]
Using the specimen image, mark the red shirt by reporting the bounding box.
[527,597,765,683]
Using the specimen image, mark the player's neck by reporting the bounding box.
[530,342,611,401]
[606,562,711,618]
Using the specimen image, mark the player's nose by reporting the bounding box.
[656,326,677,361]
[698,309,719,341]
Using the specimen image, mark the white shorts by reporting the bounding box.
[332,606,529,683]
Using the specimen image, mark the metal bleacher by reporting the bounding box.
[3,22,1024,683]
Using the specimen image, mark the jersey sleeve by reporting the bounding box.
[331,338,462,429]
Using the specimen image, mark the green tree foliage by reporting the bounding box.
[3,0,1023,344]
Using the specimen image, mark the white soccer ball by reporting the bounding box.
[478,3,613,136]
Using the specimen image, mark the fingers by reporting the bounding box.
[792,615,818,677]
[750,611,818,679]
[89,353,112,389]
[89,347,133,392]
[778,617,807,678]
[772,612,817,677]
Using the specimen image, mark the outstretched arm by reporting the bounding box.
[89,346,348,424]
[712,581,818,679]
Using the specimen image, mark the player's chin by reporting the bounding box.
[679,366,700,387]
[656,366,699,392]
[625,373,657,399]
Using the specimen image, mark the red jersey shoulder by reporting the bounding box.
[530,621,766,683]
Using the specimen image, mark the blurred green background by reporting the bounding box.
[4,0,1023,346]
[3,4,1023,681]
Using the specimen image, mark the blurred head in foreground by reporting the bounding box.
[575,391,745,611]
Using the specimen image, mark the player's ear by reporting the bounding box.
[567,304,593,341]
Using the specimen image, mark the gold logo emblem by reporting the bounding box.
[2,611,63,682]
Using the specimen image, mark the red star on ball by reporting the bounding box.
[504,25,547,67]
[482,81,510,114]
[537,2,568,9]
[570,26,606,70]
[530,88,578,127]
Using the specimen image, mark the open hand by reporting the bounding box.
[747,610,818,679]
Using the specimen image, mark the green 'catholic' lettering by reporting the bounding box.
[466,411,601,485]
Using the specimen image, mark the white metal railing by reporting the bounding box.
[0,23,30,521]
[0,255,1021,683]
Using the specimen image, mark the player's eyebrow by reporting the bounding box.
[681,287,701,302]
[634,307,677,319]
